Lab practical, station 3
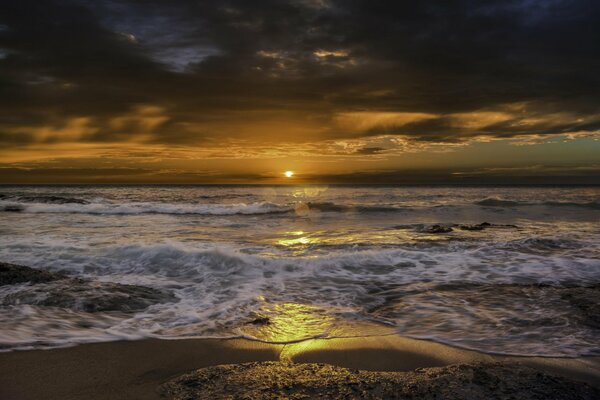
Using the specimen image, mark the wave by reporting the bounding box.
[305,202,402,213]
[2,240,600,355]
[543,201,600,210]
[476,198,523,207]
[0,201,291,215]
[0,199,408,216]
[476,197,600,209]
[3,197,598,216]
[5,238,599,287]
[0,195,89,204]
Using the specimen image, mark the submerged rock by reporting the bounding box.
[1,262,177,312]
[425,225,453,234]
[161,361,599,400]
[560,285,600,329]
[458,222,490,231]
[458,222,518,231]
[3,279,177,312]
[248,317,270,326]
[0,262,65,286]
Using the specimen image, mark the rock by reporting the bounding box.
[248,317,270,326]
[0,262,65,286]
[458,222,518,231]
[459,223,487,231]
[560,285,600,329]
[425,225,453,234]
[1,262,177,312]
[161,361,600,400]
[3,279,177,312]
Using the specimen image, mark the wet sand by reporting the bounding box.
[0,335,599,400]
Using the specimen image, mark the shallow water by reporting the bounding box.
[0,185,599,356]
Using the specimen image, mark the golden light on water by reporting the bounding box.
[242,302,336,343]
[239,301,395,347]
[276,231,317,247]
[284,171,294,178]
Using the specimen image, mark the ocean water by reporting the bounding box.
[0,185,599,356]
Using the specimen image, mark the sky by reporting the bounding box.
[0,0,599,184]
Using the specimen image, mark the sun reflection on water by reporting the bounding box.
[240,302,337,343]
[239,301,394,343]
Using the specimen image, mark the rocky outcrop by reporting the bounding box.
[0,262,177,312]
[161,361,600,400]
[0,262,65,286]
[424,224,453,234]
[2,279,177,312]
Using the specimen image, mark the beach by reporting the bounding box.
[1,335,599,399]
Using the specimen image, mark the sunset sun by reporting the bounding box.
[284,171,294,178]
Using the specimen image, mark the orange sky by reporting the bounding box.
[1,0,599,184]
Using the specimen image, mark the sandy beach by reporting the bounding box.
[1,335,599,399]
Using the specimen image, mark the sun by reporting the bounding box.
[284,171,294,178]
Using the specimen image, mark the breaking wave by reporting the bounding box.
[303,202,403,213]
[476,197,600,209]
[0,200,291,215]
[0,194,89,204]
[2,185,600,355]
[1,240,600,355]
[2,195,599,216]
[0,200,408,215]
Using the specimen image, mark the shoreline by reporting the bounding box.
[1,335,599,400]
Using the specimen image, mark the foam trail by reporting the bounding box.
[0,200,292,215]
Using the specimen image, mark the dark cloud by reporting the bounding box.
[0,163,278,184]
[0,0,598,182]
[301,164,600,185]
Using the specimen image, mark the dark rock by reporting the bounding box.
[425,225,453,234]
[161,361,600,400]
[0,262,65,286]
[3,280,178,312]
[458,222,518,231]
[560,285,600,329]
[248,317,270,326]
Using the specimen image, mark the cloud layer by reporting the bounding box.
[0,0,599,182]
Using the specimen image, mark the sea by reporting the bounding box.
[0,185,599,356]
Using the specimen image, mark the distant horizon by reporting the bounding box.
[2,181,600,187]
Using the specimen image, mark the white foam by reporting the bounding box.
[1,185,600,355]
[1,200,291,215]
